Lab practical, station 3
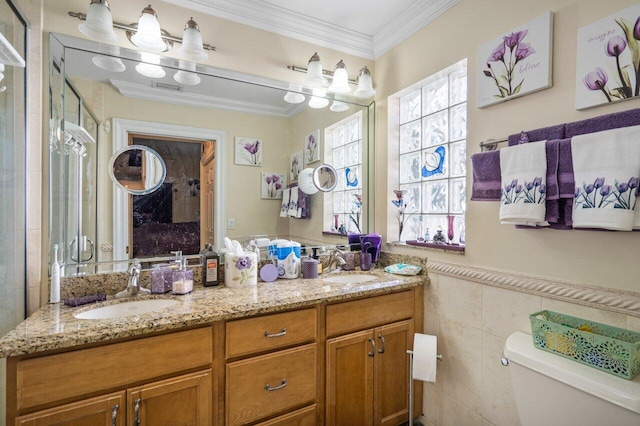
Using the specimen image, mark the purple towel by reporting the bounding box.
[507,124,565,146]
[470,151,501,201]
[565,107,640,137]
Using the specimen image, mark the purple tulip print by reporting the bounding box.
[501,177,546,205]
[583,11,640,105]
[305,132,319,163]
[262,173,285,199]
[290,151,302,181]
[483,29,536,99]
[574,176,639,209]
[235,137,262,166]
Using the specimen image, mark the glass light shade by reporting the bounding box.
[174,61,200,85]
[330,100,349,112]
[135,53,165,78]
[284,91,305,104]
[78,0,118,43]
[130,6,166,52]
[92,55,126,72]
[308,88,329,108]
[328,60,350,93]
[354,66,376,98]
[303,52,326,87]
[178,19,208,61]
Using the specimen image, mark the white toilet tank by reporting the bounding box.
[505,332,640,426]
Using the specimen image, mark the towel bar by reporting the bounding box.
[479,137,508,152]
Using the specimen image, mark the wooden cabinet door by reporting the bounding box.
[373,320,414,426]
[15,391,125,426]
[127,369,212,426]
[326,329,374,426]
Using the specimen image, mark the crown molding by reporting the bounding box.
[162,0,460,60]
[109,79,299,118]
[427,260,640,317]
[372,0,461,58]
[162,0,374,59]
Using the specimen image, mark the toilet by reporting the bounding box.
[504,332,640,426]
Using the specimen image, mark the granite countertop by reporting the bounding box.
[0,269,426,358]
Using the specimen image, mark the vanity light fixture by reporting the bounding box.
[330,100,349,112]
[130,5,167,52]
[327,60,350,93]
[288,53,375,99]
[178,18,208,61]
[135,53,165,78]
[353,66,376,98]
[308,88,329,109]
[283,83,305,104]
[69,2,216,57]
[174,60,201,86]
[78,0,118,43]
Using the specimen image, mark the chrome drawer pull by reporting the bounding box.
[264,328,287,338]
[368,337,376,357]
[134,398,141,425]
[377,334,386,354]
[265,378,287,391]
[111,404,119,426]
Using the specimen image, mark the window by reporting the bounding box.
[394,60,467,246]
[324,111,363,235]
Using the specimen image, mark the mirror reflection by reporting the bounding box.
[109,145,166,195]
[48,33,373,276]
[315,165,338,192]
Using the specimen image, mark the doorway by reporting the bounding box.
[112,119,226,264]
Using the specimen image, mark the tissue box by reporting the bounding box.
[529,310,640,379]
[224,251,258,287]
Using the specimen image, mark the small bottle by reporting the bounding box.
[201,244,220,287]
[312,247,322,274]
[50,244,61,303]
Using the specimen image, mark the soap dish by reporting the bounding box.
[64,293,107,307]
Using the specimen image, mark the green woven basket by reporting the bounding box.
[529,310,640,380]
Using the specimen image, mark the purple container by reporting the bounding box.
[360,233,382,263]
[302,259,319,279]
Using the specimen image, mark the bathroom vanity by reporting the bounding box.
[1,270,425,425]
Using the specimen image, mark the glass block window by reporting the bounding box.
[324,111,363,235]
[397,61,467,244]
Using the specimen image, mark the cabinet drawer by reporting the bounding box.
[226,344,317,425]
[226,308,317,358]
[326,290,414,337]
[15,327,212,412]
[254,404,317,426]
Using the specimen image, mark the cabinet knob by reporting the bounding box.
[264,328,287,338]
[264,378,288,391]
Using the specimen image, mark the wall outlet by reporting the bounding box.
[227,218,235,229]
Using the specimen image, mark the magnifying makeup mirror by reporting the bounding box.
[109,145,167,195]
[299,163,338,195]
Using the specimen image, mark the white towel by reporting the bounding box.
[288,186,298,217]
[499,140,549,226]
[280,188,290,218]
[572,126,640,231]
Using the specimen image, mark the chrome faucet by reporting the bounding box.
[325,248,347,272]
[115,262,150,299]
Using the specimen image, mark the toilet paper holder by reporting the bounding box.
[407,349,442,426]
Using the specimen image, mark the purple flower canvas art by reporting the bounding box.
[477,12,553,108]
[261,172,286,199]
[304,129,320,165]
[290,150,303,182]
[576,3,640,109]
[234,136,263,166]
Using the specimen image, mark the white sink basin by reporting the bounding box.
[322,274,378,284]
[74,299,180,320]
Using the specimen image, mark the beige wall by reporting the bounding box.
[377,0,640,293]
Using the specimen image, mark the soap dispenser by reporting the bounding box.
[171,251,194,294]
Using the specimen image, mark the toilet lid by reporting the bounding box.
[505,332,640,414]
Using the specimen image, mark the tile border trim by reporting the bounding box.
[427,260,640,317]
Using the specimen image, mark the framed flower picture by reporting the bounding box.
[304,129,320,165]
[477,11,553,108]
[290,150,303,182]
[575,4,640,110]
[235,136,262,166]
[261,172,286,199]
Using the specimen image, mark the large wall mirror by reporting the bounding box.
[48,33,374,276]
